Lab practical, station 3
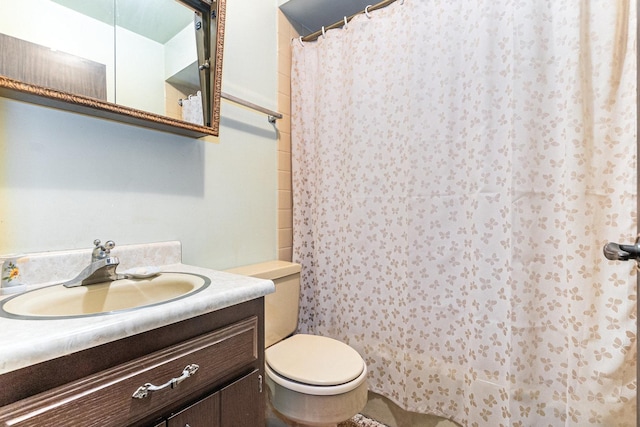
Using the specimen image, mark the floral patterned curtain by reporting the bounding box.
[291,1,636,425]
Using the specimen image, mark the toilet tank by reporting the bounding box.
[226,261,301,348]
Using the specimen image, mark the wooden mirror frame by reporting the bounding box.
[0,0,225,138]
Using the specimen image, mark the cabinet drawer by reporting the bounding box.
[0,316,258,427]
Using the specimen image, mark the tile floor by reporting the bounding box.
[265,390,461,427]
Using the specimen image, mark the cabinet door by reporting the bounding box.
[167,392,219,427]
[220,370,263,427]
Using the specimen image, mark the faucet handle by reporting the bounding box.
[92,239,116,261]
[103,240,115,253]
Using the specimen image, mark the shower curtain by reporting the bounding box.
[291,1,637,426]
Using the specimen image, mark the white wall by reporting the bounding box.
[0,0,279,270]
[115,26,167,114]
[164,25,198,83]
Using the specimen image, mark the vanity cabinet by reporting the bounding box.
[165,369,262,427]
[167,391,219,427]
[0,298,265,426]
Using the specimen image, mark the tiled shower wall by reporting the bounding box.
[276,11,297,262]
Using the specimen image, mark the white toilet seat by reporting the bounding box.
[265,334,367,396]
[266,361,367,396]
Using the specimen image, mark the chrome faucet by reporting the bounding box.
[62,240,123,288]
[91,239,114,262]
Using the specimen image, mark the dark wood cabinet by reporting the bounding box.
[167,388,220,427]
[0,299,265,427]
[220,369,263,427]
[166,369,262,427]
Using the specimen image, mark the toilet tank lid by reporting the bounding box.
[225,260,301,280]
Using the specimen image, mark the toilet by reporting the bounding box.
[226,261,368,426]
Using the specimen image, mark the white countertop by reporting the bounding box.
[0,262,274,374]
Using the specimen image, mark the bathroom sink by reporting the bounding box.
[0,272,210,319]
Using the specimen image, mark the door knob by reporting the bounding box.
[603,234,640,261]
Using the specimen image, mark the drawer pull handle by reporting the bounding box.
[132,364,200,399]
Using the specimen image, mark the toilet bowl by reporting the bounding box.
[266,333,368,426]
[226,261,368,426]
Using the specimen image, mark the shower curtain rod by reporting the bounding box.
[221,91,283,123]
[301,0,399,42]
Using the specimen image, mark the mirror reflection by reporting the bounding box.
[0,0,216,135]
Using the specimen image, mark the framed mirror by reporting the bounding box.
[0,0,225,137]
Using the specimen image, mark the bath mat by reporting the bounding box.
[338,414,389,427]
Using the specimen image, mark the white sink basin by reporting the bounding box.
[0,272,210,319]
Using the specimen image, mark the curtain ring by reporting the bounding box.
[321,26,326,38]
[364,5,372,18]
[297,36,304,47]
[343,16,348,29]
